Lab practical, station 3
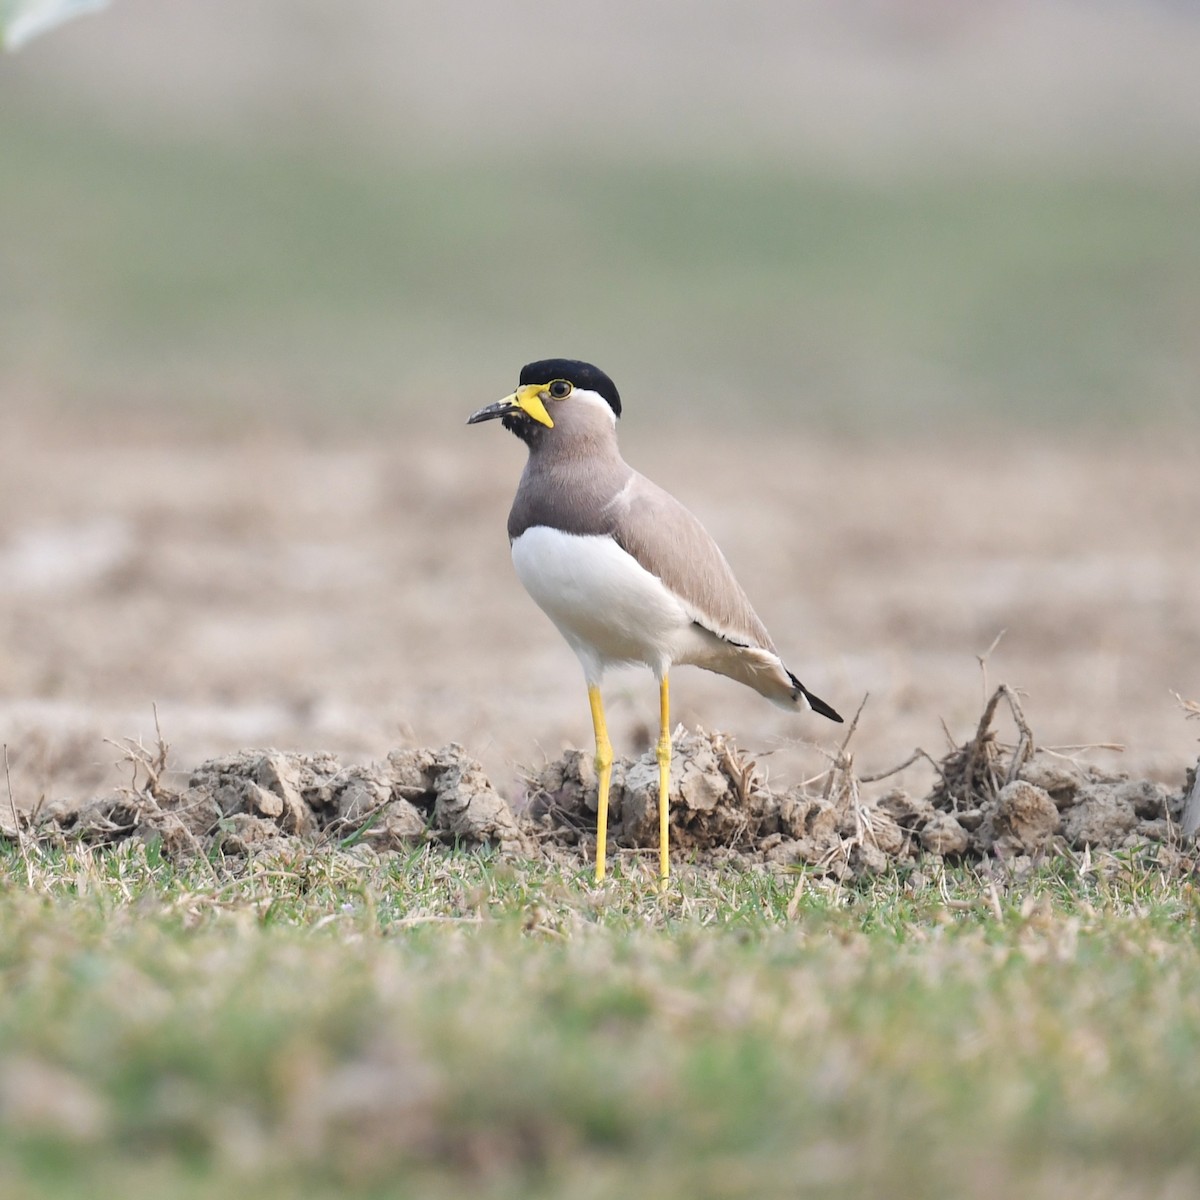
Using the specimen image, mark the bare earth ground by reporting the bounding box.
[1,414,1197,828]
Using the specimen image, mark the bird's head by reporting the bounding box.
[468,359,622,447]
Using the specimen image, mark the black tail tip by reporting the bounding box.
[806,691,844,723]
[788,670,843,723]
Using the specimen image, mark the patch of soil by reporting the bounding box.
[5,688,1197,878]
[26,744,529,860]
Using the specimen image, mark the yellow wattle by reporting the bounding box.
[513,384,554,428]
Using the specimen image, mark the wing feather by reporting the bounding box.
[608,472,777,653]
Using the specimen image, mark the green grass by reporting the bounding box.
[2,840,1198,1199]
[2,101,1198,431]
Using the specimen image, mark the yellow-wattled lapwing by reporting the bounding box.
[468,359,842,883]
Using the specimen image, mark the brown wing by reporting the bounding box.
[609,472,777,653]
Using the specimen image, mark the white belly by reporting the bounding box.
[511,526,702,683]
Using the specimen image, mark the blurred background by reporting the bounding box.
[4,0,1199,429]
[1,1,1198,804]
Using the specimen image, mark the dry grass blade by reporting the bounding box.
[716,735,759,807]
[1039,742,1125,763]
[977,628,1007,702]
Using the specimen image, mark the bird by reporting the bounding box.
[468,358,842,884]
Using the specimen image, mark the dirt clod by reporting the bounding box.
[979,780,1061,855]
[430,745,530,855]
[920,812,970,857]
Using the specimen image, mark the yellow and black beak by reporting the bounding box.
[467,384,554,429]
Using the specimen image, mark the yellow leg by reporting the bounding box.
[588,684,613,883]
[657,675,671,888]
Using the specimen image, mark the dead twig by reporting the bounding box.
[859,747,945,784]
[931,683,1035,811]
[971,684,1032,795]
[821,693,868,802]
[105,703,172,803]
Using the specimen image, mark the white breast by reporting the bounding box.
[511,525,705,684]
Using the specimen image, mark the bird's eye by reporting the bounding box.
[548,380,572,400]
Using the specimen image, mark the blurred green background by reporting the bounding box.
[2,0,1199,433]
